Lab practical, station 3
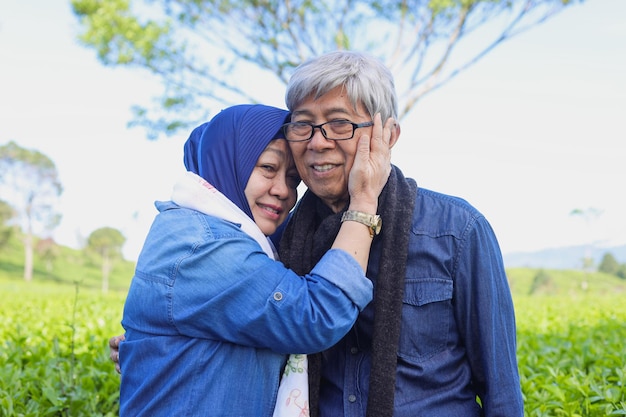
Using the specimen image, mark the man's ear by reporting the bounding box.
[389,123,400,149]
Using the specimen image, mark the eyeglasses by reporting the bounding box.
[282,120,374,142]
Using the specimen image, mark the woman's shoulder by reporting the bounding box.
[141,202,260,262]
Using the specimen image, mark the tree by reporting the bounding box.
[528,269,552,296]
[35,237,61,273]
[0,199,16,249]
[598,252,619,276]
[0,141,63,281]
[87,227,126,293]
[71,0,583,139]
[570,207,603,272]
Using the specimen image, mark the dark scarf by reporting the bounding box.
[279,165,417,417]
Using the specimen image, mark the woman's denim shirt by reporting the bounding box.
[119,201,373,417]
[317,187,524,417]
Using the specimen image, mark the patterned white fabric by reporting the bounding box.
[272,353,309,417]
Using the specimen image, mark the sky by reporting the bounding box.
[1,0,624,262]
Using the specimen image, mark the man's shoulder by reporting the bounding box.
[406,186,487,239]
[414,186,482,217]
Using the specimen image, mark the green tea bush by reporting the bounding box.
[0,282,125,416]
[1,280,625,416]
[516,295,626,416]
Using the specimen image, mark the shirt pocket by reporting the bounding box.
[398,278,453,363]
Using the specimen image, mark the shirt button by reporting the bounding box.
[350,347,358,354]
[348,394,357,403]
[273,292,283,301]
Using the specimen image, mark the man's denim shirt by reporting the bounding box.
[119,201,373,417]
[317,187,524,417]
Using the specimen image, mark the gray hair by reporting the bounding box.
[285,51,398,122]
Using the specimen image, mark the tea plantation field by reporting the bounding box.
[1,278,625,416]
[515,295,626,416]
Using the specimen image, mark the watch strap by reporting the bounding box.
[341,210,382,238]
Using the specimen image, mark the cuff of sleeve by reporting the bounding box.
[311,249,374,310]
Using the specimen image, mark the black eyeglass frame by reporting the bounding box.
[281,120,374,142]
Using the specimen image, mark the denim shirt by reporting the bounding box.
[119,201,373,417]
[317,188,524,417]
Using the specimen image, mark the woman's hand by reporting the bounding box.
[348,113,394,212]
[109,334,125,374]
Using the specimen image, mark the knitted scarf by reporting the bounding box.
[279,165,417,417]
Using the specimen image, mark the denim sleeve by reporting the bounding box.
[453,216,524,416]
[169,226,373,355]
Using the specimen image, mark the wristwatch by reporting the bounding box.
[341,210,382,238]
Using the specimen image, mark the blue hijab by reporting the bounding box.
[183,104,290,219]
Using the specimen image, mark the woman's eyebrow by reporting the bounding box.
[264,147,287,159]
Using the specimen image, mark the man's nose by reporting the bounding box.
[307,127,333,150]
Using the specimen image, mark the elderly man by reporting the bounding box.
[278,50,523,417]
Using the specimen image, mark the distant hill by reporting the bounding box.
[0,232,135,291]
[503,244,626,269]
